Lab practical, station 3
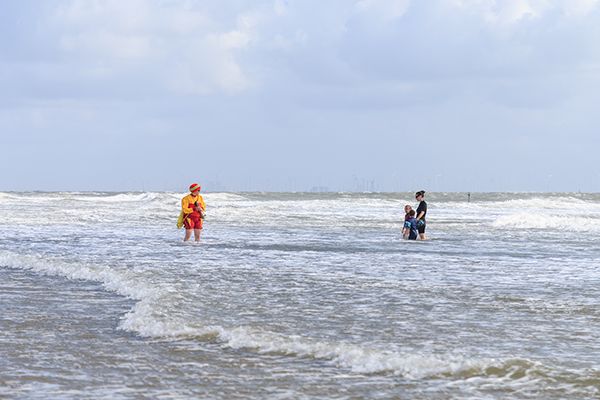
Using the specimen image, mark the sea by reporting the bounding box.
[1,191,600,399]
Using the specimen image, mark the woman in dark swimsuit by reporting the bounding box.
[415,190,427,240]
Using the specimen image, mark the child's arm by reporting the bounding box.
[402,221,410,238]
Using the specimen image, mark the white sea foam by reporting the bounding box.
[73,192,162,203]
[3,192,600,395]
[0,249,161,330]
[438,196,594,211]
[0,192,20,201]
[493,213,600,231]
[0,249,496,379]
[216,326,488,377]
[203,193,249,202]
[122,316,495,378]
[486,196,594,211]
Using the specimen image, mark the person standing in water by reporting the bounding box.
[182,183,206,242]
[415,190,427,240]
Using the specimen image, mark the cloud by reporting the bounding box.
[564,0,600,17]
[50,0,257,95]
[355,0,412,21]
[2,0,600,191]
[5,0,596,106]
[254,0,600,111]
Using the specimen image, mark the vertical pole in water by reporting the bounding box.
[468,192,471,203]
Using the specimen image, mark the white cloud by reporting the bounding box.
[449,0,600,24]
[3,0,600,191]
[561,0,600,17]
[8,0,600,102]
[448,0,544,25]
[355,0,411,21]
[273,0,288,16]
[53,0,256,94]
[55,0,153,33]
[59,32,153,60]
[167,30,253,95]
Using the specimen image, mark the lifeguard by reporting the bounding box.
[181,183,206,242]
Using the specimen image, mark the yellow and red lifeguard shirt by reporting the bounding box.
[182,194,205,215]
[181,193,205,229]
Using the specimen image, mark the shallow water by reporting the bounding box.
[1,192,600,399]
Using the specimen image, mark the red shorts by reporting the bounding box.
[184,214,203,230]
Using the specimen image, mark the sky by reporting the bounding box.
[1,0,600,192]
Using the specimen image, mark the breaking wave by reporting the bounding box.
[492,213,600,231]
[0,249,513,378]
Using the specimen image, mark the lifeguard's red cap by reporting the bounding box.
[189,183,201,192]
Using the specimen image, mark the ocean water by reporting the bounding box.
[1,191,600,399]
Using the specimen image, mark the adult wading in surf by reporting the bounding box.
[180,183,205,242]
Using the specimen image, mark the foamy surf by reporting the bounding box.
[0,250,161,329]
[0,249,493,379]
[122,317,497,378]
[216,327,487,377]
[492,213,600,231]
[4,191,600,399]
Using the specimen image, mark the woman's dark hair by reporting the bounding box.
[415,190,425,198]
